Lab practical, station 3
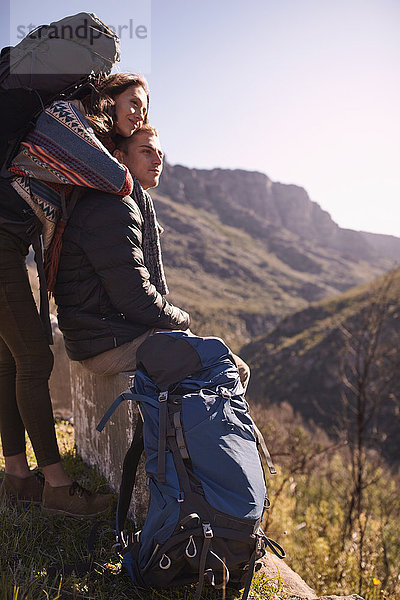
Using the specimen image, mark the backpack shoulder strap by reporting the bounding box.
[96,389,152,547]
[116,417,144,548]
[96,393,129,432]
[96,390,150,432]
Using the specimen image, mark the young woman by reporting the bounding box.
[0,73,149,516]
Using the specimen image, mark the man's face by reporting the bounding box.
[117,132,164,190]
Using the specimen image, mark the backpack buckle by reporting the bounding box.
[202,522,213,538]
[158,391,168,402]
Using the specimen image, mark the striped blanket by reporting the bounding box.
[9,100,133,249]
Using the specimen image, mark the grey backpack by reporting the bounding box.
[0,12,120,176]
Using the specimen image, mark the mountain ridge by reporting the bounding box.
[151,161,398,348]
[159,162,398,261]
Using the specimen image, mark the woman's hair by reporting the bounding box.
[81,73,149,137]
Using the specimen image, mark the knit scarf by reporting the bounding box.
[132,176,169,296]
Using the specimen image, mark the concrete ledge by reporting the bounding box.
[70,362,149,525]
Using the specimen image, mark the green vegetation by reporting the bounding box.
[2,410,399,599]
[0,422,284,600]
[253,402,400,600]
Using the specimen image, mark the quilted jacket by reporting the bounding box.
[55,188,190,361]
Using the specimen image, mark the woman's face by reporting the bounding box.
[114,85,148,137]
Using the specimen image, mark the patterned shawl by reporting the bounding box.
[9,100,133,249]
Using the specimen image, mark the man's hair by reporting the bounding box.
[115,124,159,154]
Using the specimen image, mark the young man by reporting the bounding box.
[55,125,250,386]
[55,126,190,374]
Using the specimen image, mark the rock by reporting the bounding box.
[317,596,364,600]
[256,552,316,599]
[255,554,364,600]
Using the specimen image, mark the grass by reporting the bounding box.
[250,571,286,600]
[1,421,285,600]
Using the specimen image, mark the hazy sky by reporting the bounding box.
[2,0,399,236]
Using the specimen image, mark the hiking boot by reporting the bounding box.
[42,481,113,518]
[0,471,44,505]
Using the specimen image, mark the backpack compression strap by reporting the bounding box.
[193,524,213,600]
[252,421,277,475]
[157,390,168,483]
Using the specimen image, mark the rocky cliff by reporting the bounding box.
[152,162,398,348]
[158,163,389,264]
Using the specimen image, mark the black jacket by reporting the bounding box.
[55,189,190,361]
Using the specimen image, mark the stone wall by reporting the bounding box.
[70,362,148,526]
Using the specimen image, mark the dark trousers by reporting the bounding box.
[0,229,60,467]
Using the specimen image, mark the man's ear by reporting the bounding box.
[113,148,125,164]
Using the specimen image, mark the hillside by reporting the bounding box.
[153,162,398,348]
[241,268,400,462]
[361,230,400,262]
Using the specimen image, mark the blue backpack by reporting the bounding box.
[97,331,285,599]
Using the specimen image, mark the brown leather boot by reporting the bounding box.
[0,471,44,505]
[42,481,113,517]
